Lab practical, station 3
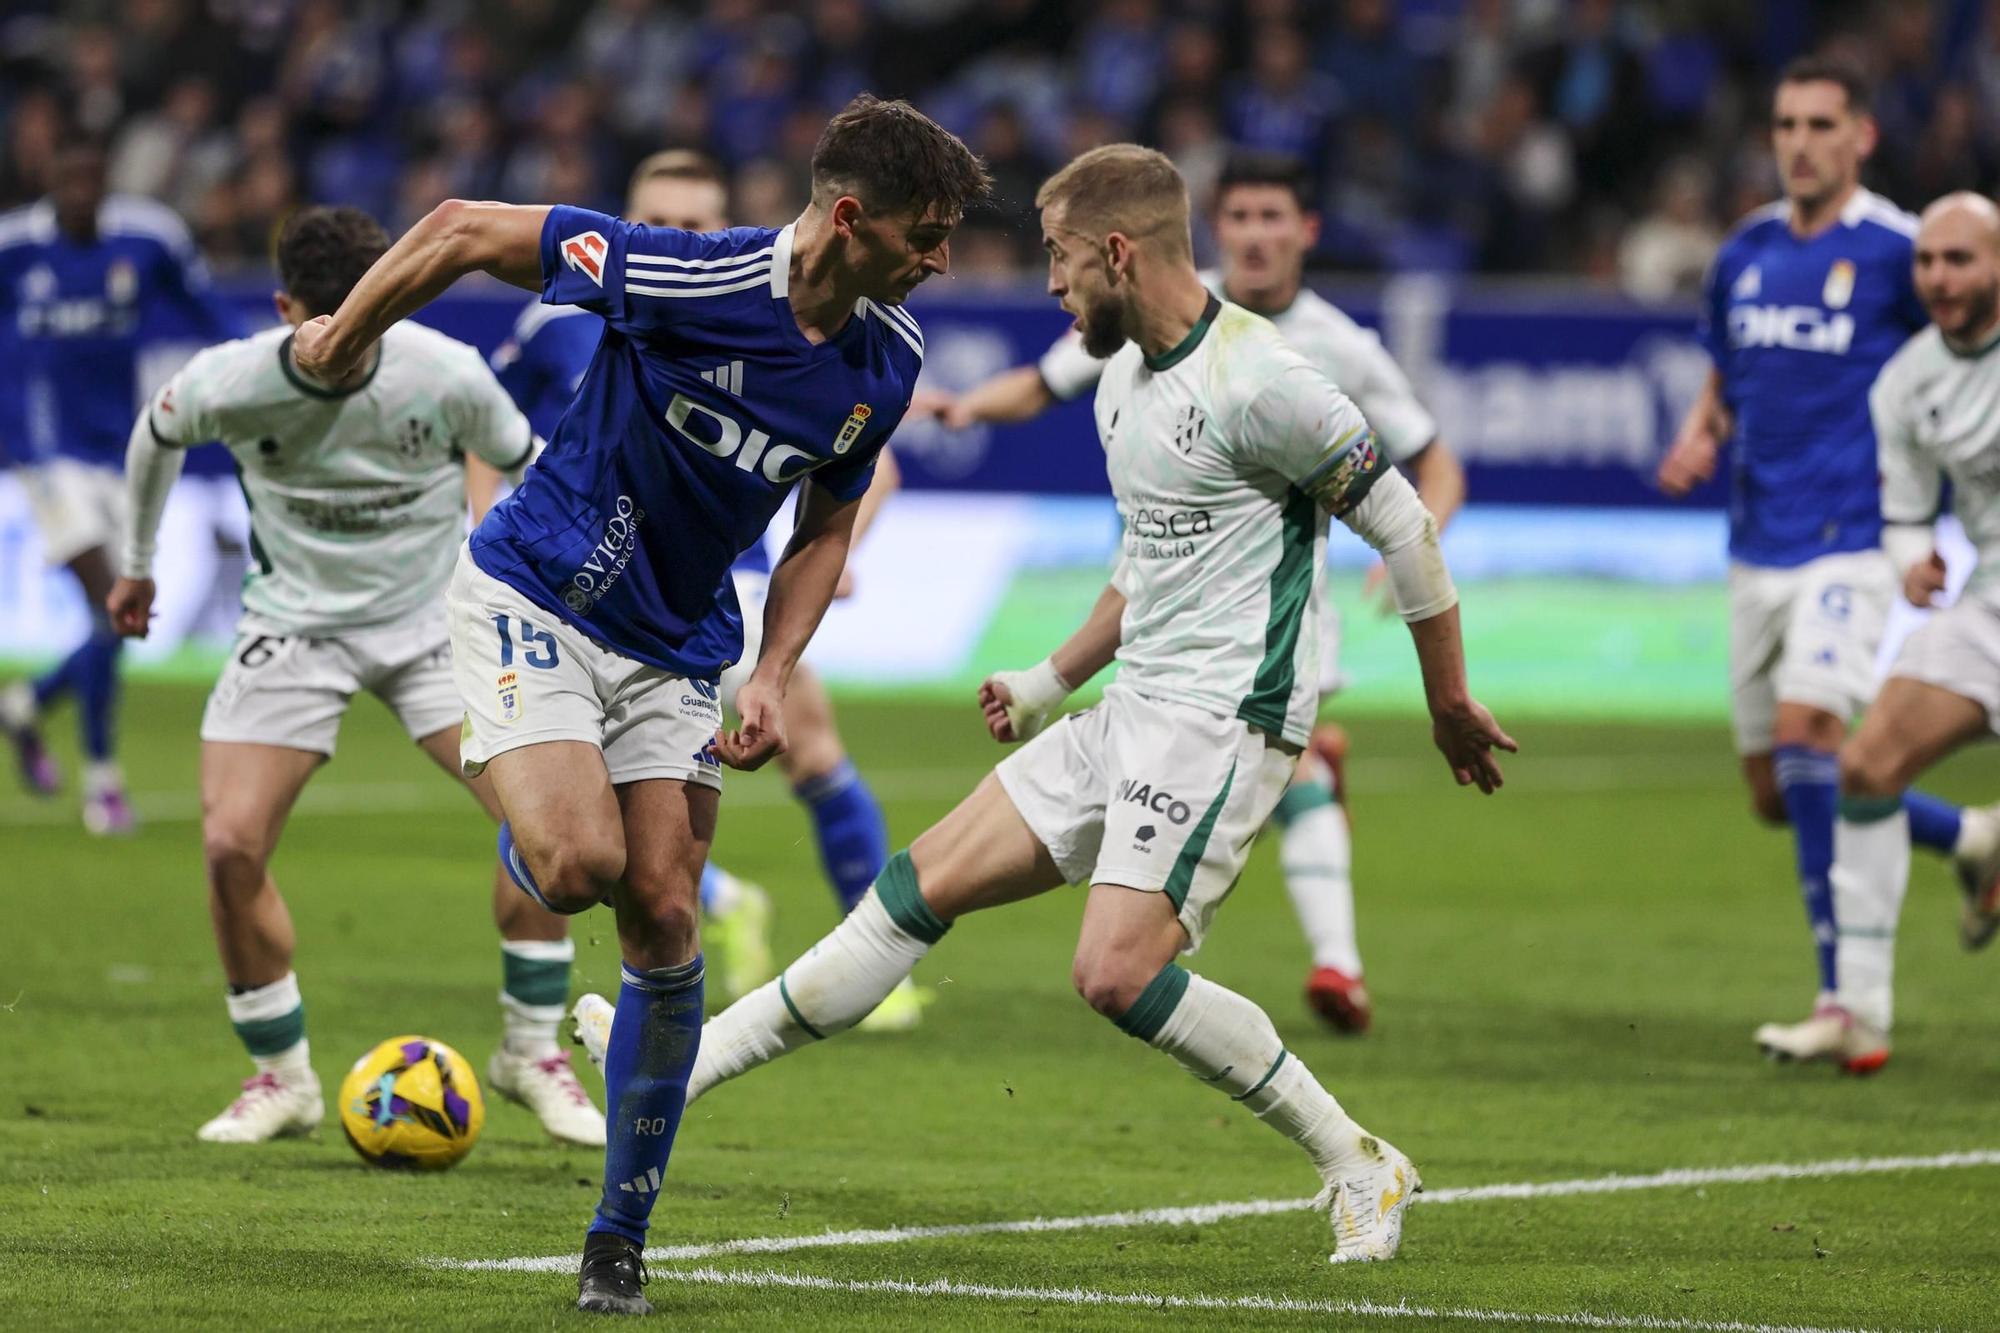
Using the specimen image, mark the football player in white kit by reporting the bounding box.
[911,151,1465,1034]
[105,207,606,1146]
[1759,193,2000,1071]
[595,145,1513,1264]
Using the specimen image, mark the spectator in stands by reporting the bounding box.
[1228,21,1342,168]
[1618,156,1721,300]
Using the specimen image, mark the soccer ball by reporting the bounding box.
[338,1035,486,1170]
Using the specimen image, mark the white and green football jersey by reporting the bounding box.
[1872,324,2000,604]
[1040,271,1437,462]
[1094,296,1387,746]
[147,322,535,636]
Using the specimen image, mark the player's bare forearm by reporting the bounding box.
[960,365,1057,425]
[1049,581,1125,686]
[301,202,549,375]
[1659,369,1728,497]
[1407,604,1471,713]
[1410,438,1465,532]
[848,447,900,548]
[1406,604,1517,792]
[464,456,504,527]
[755,485,860,694]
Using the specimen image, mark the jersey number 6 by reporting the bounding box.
[492,614,560,670]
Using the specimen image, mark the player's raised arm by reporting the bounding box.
[293,201,550,382]
[912,328,1104,429]
[1249,363,1516,790]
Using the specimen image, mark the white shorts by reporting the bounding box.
[22,457,124,569]
[1889,595,2000,734]
[448,551,724,789]
[717,569,767,709]
[1728,550,1895,754]
[199,614,461,756]
[996,683,1297,952]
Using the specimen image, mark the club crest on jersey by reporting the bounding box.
[495,670,521,724]
[1172,405,1207,456]
[834,403,872,455]
[560,231,608,286]
[396,417,433,459]
[106,259,138,304]
[1823,259,1855,310]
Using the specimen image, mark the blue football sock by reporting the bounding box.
[591,955,704,1245]
[1774,745,1840,992]
[32,637,88,709]
[794,759,888,914]
[1903,789,1962,855]
[74,632,121,761]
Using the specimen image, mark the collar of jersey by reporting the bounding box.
[1945,322,2000,361]
[278,333,381,399]
[1144,293,1222,372]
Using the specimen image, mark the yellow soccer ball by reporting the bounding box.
[338,1035,485,1170]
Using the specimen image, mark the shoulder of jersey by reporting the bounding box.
[0,200,54,254]
[383,317,487,367]
[1207,303,1308,409]
[855,297,926,371]
[1847,188,1919,244]
[99,194,198,252]
[173,326,290,408]
[1716,200,1791,256]
[1879,323,1944,385]
[619,223,781,298]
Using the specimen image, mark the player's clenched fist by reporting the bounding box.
[105,577,156,639]
[291,314,358,382]
[1903,550,1948,608]
[715,676,787,770]
[979,659,1074,743]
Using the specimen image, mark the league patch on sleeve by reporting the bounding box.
[1303,428,1388,516]
[560,231,608,286]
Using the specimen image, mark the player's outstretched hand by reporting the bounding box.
[1430,697,1517,794]
[909,387,977,431]
[715,677,787,771]
[1904,550,1948,607]
[106,577,157,639]
[979,676,1021,742]
[291,314,359,383]
[1656,424,1719,498]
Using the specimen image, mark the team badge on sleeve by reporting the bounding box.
[560,232,608,286]
[1304,428,1388,517]
[833,403,871,455]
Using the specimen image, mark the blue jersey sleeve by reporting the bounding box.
[1697,245,1730,369]
[540,206,766,338]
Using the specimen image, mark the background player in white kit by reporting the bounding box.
[912,151,1465,1032]
[583,145,1515,1265]
[1761,193,2000,1071]
[105,207,605,1146]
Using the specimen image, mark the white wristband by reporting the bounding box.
[990,657,1074,742]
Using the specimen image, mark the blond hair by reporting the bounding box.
[627,148,724,200]
[1035,144,1191,259]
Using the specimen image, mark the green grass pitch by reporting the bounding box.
[5,683,2000,1330]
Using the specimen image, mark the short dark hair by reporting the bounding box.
[628,148,725,198]
[810,93,992,220]
[275,206,389,318]
[1215,150,1314,211]
[1777,56,1872,115]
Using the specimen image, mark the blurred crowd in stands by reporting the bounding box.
[2,0,1995,296]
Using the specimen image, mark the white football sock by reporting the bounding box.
[225,973,313,1081]
[690,881,937,1102]
[499,938,573,1058]
[1832,802,1910,1033]
[1956,803,2000,863]
[1128,966,1374,1182]
[1276,783,1361,975]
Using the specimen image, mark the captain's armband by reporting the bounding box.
[1298,428,1389,516]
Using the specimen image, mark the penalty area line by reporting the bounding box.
[577,1264,1889,1333]
[444,1148,2000,1273]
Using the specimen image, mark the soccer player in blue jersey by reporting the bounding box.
[1657,59,1986,1055]
[492,149,916,1023]
[0,137,241,831]
[293,94,988,1314]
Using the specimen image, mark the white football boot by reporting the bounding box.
[487,1048,607,1146]
[1754,1004,1889,1074]
[571,993,614,1074]
[196,1070,323,1143]
[1318,1134,1421,1263]
[1953,803,2000,950]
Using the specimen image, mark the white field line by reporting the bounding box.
[447,1148,2000,1274]
[621,1266,1882,1333]
[0,751,1725,827]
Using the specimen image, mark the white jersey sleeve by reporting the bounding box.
[440,341,538,470]
[146,344,230,447]
[1871,353,1941,528]
[1232,363,1388,516]
[1036,328,1107,403]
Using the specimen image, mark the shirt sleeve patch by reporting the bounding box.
[1300,428,1388,516]
[559,231,608,286]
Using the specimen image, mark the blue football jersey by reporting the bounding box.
[489,298,772,578]
[471,207,921,677]
[0,196,241,466]
[1699,189,1926,568]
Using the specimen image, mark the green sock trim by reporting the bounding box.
[874,849,949,944]
[1271,782,1337,829]
[1232,1050,1288,1101]
[501,954,572,1007]
[776,973,825,1040]
[233,1007,305,1058]
[1839,795,1903,823]
[1115,963,1190,1040]
[1837,925,1897,940]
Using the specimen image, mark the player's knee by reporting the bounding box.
[1071,953,1152,1021]
[202,823,268,899]
[1839,742,1907,801]
[627,888,701,958]
[532,842,623,915]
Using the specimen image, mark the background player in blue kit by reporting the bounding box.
[492,149,915,1021]
[0,135,241,832]
[292,94,988,1314]
[1657,59,1984,1056]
